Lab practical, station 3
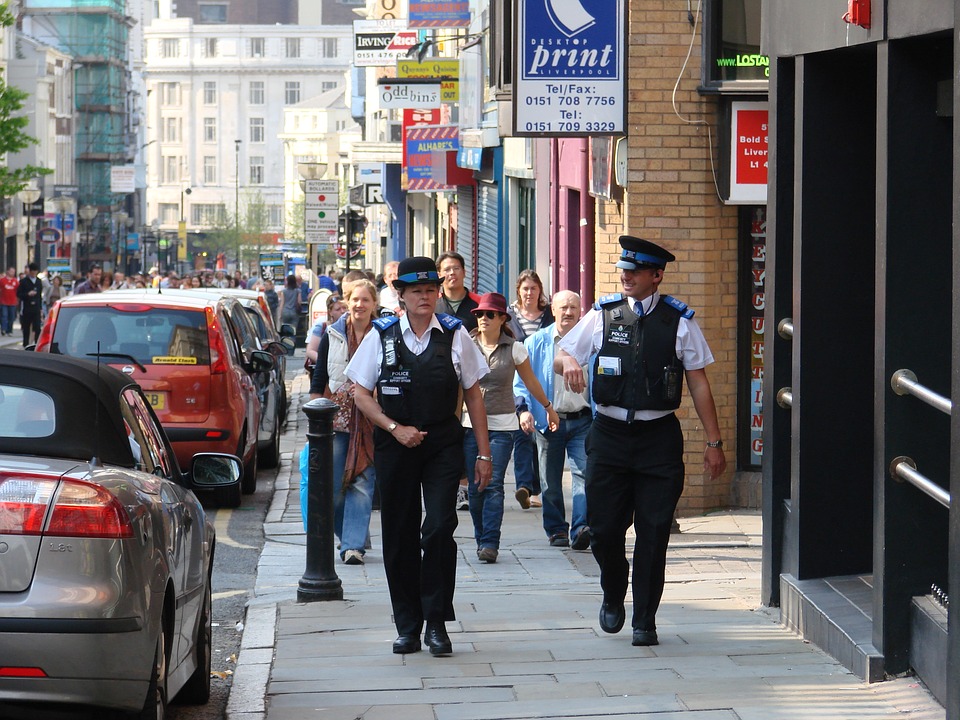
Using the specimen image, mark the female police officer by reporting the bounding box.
[347,256,493,656]
[554,236,726,647]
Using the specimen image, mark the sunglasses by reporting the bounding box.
[474,310,503,319]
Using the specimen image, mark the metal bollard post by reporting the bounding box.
[298,397,343,602]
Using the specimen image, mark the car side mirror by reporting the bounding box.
[279,323,296,338]
[249,349,275,373]
[190,453,242,487]
[280,337,296,352]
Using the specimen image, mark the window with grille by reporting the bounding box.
[321,38,338,58]
[161,157,180,184]
[321,81,338,92]
[203,156,217,183]
[285,82,301,105]
[192,204,227,225]
[249,118,264,143]
[203,38,218,57]
[249,156,264,185]
[203,82,216,104]
[162,117,181,143]
[285,38,300,58]
[203,118,216,142]
[159,203,179,224]
[268,205,283,228]
[249,81,264,105]
[250,37,265,57]
[159,82,180,106]
[161,39,179,58]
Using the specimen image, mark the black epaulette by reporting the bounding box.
[593,293,624,311]
[662,295,695,319]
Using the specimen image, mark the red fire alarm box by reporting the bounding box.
[842,0,871,29]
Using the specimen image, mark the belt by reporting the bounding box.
[555,407,591,420]
[596,406,675,423]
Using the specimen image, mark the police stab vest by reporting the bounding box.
[591,294,691,414]
[374,314,461,427]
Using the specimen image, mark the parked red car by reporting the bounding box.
[35,290,273,506]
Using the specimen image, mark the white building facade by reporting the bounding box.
[142,18,351,263]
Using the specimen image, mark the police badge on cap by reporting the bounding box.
[615,236,676,271]
[393,256,441,288]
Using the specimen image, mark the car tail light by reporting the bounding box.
[206,306,229,375]
[0,667,47,678]
[0,475,133,539]
[0,474,58,534]
[34,304,59,352]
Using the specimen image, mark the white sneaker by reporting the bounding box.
[456,486,469,510]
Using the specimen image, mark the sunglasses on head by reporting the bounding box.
[475,310,502,319]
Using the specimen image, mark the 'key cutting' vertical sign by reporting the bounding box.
[513,0,625,137]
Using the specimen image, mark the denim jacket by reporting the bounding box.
[512,323,595,433]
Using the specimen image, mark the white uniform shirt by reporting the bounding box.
[346,312,489,392]
[557,291,714,421]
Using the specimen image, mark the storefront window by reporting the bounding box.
[703,0,768,90]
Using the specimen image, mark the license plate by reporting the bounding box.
[146,392,167,410]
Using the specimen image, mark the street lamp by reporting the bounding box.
[179,188,191,276]
[235,139,241,272]
[115,211,128,274]
[17,185,41,266]
[79,204,98,274]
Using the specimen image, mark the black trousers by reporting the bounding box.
[21,309,41,346]
[375,418,463,636]
[585,412,684,631]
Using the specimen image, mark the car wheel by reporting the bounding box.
[177,579,212,704]
[259,420,281,469]
[241,434,258,495]
[136,622,168,720]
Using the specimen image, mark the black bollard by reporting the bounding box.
[298,397,343,602]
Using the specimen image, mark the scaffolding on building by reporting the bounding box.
[22,0,133,208]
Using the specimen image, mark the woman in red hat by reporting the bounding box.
[464,292,559,563]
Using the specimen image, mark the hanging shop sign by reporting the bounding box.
[378,78,443,109]
[404,121,459,192]
[513,0,625,137]
[353,19,418,67]
[397,58,460,102]
[409,0,470,27]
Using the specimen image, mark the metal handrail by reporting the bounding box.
[890,369,952,416]
[889,456,951,509]
[776,388,792,409]
[777,318,794,339]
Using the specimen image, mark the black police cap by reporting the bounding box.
[615,236,676,270]
[393,256,441,288]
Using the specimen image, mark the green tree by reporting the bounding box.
[240,190,270,273]
[0,3,53,197]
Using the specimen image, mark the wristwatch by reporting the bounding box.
[706,439,723,449]
[476,455,493,462]
[387,422,398,433]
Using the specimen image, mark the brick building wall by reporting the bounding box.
[594,1,740,514]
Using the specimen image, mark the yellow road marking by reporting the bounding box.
[213,510,256,550]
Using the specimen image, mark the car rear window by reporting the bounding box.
[0,386,56,437]
[50,306,211,366]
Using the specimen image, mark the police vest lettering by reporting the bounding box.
[591,296,690,413]
[375,314,460,428]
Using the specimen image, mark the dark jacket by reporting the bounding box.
[16,275,43,313]
[436,290,480,331]
[507,304,554,342]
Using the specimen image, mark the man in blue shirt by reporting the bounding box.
[513,290,593,550]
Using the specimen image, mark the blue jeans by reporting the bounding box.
[535,415,590,539]
[464,428,513,550]
[300,431,375,556]
[0,304,15,334]
[512,428,541,494]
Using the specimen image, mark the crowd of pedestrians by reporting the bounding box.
[295,238,726,659]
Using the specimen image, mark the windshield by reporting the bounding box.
[50,306,211,366]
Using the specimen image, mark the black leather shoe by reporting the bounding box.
[598,601,625,634]
[392,634,421,654]
[632,628,659,646]
[423,622,452,656]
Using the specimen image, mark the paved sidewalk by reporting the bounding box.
[227,370,945,720]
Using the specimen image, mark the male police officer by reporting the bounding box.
[554,236,726,646]
[348,256,492,656]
